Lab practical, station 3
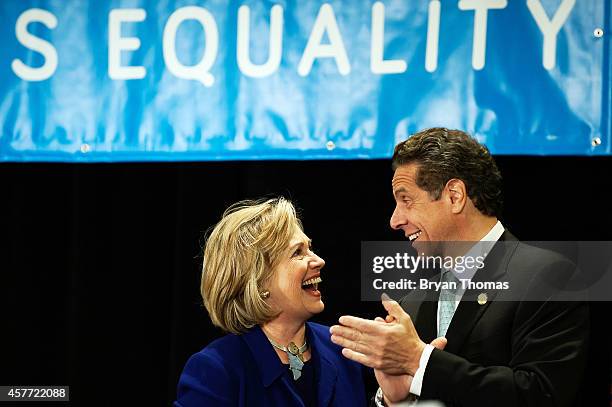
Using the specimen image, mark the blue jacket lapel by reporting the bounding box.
[307,322,338,407]
[241,323,340,406]
[240,326,287,387]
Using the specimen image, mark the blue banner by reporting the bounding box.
[0,0,609,161]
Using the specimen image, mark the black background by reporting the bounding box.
[1,156,611,406]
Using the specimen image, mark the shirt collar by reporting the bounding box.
[448,221,505,281]
[481,220,504,242]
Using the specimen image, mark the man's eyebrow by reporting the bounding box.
[393,187,407,197]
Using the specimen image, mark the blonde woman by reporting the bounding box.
[175,198,366,406]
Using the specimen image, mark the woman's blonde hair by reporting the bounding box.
[201,197,302,334]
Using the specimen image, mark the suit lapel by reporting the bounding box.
[243,323,339,406]
[401,276,439,343]
[414,289,439,343]
[306,323,338,407]
[443,232,518,354]
[316,355,338,407]
[241,325,287,387]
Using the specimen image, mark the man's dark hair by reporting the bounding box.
[391,127,503,217]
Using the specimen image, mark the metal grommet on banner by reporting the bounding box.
[326,141,336,151]
[593,28,604,38]
[592,137,602,147]
[477,293,488,305]
[80,143,91,153]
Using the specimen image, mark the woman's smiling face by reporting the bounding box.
[266,226,325,324]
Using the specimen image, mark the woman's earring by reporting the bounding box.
[260,290,270,299]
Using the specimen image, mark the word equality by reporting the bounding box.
[11,0,574,84]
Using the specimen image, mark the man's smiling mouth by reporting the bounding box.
[408,230,422,241]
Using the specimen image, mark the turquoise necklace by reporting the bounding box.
[267,337,308,380]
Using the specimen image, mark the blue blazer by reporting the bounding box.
[175,322,367,406]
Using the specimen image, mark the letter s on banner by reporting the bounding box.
[11,8,58,81]
[163,6,218,87]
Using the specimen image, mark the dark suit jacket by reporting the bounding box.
[401,231,589,407]
[174,321,367,406]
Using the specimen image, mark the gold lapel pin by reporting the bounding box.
[477,293,488,305]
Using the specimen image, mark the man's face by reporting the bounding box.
[390,163,452,250]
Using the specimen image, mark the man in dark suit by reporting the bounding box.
[330,128,589,406]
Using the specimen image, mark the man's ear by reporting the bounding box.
[445,179,467,213]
